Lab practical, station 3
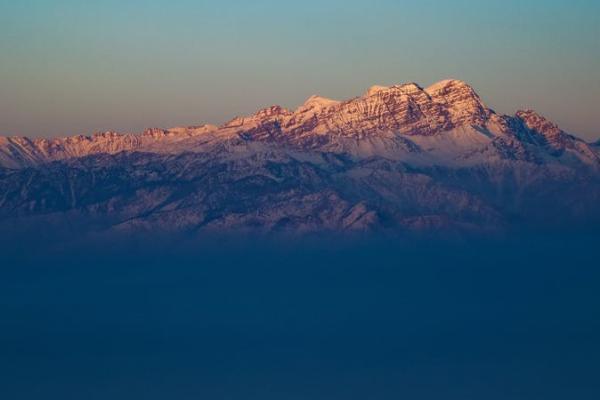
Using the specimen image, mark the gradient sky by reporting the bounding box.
[1,0,599,140]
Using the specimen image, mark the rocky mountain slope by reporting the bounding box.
[1,79,599,240]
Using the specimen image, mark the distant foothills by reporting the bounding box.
[1,79,599,242]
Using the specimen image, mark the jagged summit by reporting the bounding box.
[395,82,424,92]
[365,83,427,97]
[365,85,389,96]
[516,109,569,143]
[299,95,341,110]
[253,105,292,119]
[425,79,473,93]
[516,110,562,134]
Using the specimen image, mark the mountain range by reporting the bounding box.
[1,79,599,241]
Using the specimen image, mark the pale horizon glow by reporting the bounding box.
[1,0,599,141]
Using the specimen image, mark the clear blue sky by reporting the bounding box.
[1,0,599,140]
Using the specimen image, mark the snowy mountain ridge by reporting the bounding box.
[1,79,598,170]
[1,79,599,239]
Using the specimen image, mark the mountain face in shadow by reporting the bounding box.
[1,79,599,243]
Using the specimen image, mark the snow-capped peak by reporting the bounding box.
[253,105,291,119]
[299,95,341,110]
[365,85,390,96]
[425,79,473,95]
